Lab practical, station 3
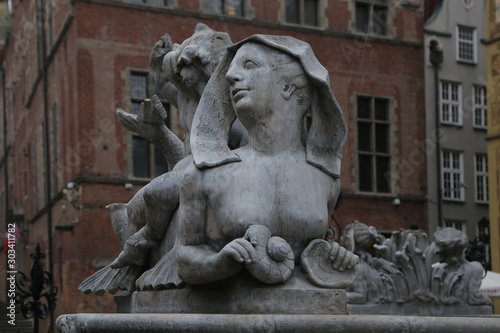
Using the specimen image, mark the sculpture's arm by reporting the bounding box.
[176,166,255,284]
[149,34,179,108]
[117,96,185,170]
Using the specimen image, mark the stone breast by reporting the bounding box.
[204,156,331,255]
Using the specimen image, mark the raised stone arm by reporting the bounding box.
[149,33,179,107]
[116,96,184,171]
[114,32,191,169]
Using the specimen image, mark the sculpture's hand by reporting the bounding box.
[116,95,167,140]
[330,242,359,271]
[219,238,257,264]
[149,33,173,88]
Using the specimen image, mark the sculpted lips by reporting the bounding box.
[231,87,248,101]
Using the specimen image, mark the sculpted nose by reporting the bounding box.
[226,67,243,84]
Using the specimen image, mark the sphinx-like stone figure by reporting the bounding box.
[342,221,491,312]
[176,35,358,288]
[79,27,359,298]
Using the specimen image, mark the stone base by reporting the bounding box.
[348,303,493,316]
[56,313,500,333]
[115,270,347,315]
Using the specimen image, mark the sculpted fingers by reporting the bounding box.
[332,246,347,270]
[222,239,255,264]
[222,242,246,263]
[329,241,359,271]
[234,238,257,263]
[347,254,360,270]
[329,242,340,262]
[337,250,353,271]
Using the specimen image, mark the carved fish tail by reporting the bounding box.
[78,265,144,296]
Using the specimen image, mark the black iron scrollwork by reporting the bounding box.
[15,243,58,332]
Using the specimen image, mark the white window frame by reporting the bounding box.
[444,219,466,234]
[473,85,487,129]
[474,154,489,204]
[441,150,465,202]
[439,81,462,126]
[456,25,477,64]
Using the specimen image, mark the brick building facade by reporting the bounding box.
[0,0,427,327]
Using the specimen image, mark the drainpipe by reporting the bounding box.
[430,40,443,228]
[38,0,54,330]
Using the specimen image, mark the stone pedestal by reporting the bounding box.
[115,270,347,315]
[348,303,493,316]
[56,313,500,333]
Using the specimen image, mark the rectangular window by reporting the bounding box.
[456,25,476,63]
[355,0,389,36]
[130,72,170,178]
[473,85,487,129]
[445,219,466,233]
[439,81,462,125]
[285,0,318,26]
[357,96,391,193]
[474,154,489,203]
[208,0,245,17]
[441,150,464,201]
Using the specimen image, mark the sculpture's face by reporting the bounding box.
[179,65,203,89]
[226,43,279,125]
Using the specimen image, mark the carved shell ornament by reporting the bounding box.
[243,225,295,284]
[301,239,359,289]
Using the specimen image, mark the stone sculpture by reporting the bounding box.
[342,221,491,314]
[79,26,359,298]
[79,24,245,294]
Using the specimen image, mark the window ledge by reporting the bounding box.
[473,126,488,131]
[440,122,463,128]
[353,31,393,41]
[203,13,253,21]
[128,175,155,181]
[122,1,176,10]
[399,0,421,9]
[457,59,477,66]
[351,191,395,199]
[475,201,489,206]
[344,192,427,202]
[281,22,326,31]
[442,198,465,204]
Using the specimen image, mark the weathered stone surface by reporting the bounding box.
[175,35,357,288]
[348,303,493,316]
[115,270,347,315]
[56,313,500,333]
[343,221,492,313]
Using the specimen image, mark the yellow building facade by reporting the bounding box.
[487,0,500,313]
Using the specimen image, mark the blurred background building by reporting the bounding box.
[424,0,490,267]
[0,0,495,329]
[486,0,500,315]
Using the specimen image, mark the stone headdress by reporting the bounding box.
[190,35,347,178]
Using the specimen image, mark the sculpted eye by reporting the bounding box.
[244,60,258,69]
